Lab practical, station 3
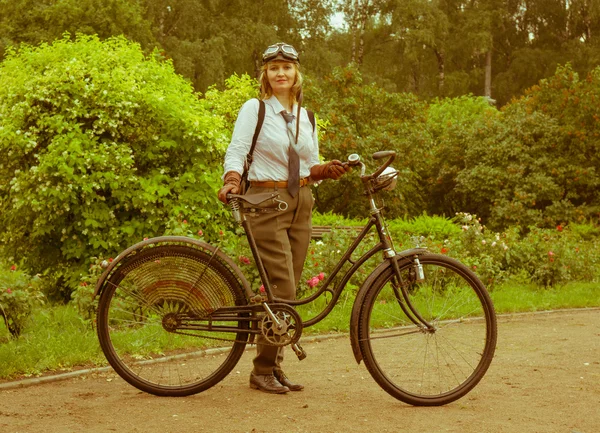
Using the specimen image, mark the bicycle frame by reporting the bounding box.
[232,152,433,332]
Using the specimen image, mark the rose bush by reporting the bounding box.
[0,265,45,338]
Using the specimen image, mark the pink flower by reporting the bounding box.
[239,255,251,265]
[307,276,320,288]
[143,237,149,241]
[198,230,203,236]
[6,288,12,294]
[183,219,188,224]
[548,251,555,257]
[318,272,325,281]
[10,265,16,271]
[259,285,265,293]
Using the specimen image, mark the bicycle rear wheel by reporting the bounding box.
[97,243,249,396]
[358,253,497,406]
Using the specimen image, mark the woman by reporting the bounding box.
[218,42,350,394]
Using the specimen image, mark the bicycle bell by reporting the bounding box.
[347,154,360,164]
[376,166,398,191]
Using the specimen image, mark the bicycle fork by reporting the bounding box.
[389,254,435,332]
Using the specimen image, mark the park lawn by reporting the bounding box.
[1,281,599,380]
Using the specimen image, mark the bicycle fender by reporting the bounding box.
[349,248,428,364]
[92,236,254,301]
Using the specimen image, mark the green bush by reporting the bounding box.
[387,213,462,241]
[0,264,45,337]
[305,65,430,219]
[424,95,498,217]
[509,224,600,287]
[569,221,600,241]
[0,34,229,300]
[456,64,600,230]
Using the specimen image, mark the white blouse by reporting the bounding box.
[223,95,320,181]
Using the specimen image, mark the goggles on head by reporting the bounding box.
[262,42,299,64]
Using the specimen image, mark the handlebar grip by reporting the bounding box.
[367,151,396,180]
[372,150,395,160]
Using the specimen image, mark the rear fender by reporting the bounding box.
[349,248,428,364]
[93,236,253,301]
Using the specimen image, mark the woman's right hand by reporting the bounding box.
[218,171,242,203]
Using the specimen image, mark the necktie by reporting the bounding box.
[281,111,299,197]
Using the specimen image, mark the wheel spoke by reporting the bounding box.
[358,254,497,406]
[97,243,249,396]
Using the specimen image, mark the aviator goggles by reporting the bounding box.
[262,43,299,64]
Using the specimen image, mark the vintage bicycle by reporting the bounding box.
[94,150,497,406]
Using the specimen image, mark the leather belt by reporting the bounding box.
[250,177,310,188]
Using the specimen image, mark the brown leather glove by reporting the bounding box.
[310,160,352,181]
[218,171,242,203]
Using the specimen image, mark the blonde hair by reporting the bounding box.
[259,62,303,106]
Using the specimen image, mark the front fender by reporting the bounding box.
[349,248,428,364]
[93,236,253,301]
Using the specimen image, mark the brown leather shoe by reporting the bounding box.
[273,369,304,391]
[249,372,290,394]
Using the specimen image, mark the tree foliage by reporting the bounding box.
[306,65,430,219]
[456,64,600,229]
[0,35,228,299]
[2,0,600,106]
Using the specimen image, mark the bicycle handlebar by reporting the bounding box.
[346,151,396,181]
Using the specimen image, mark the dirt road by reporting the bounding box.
[1,309,599,433]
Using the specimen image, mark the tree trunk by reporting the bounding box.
[434,49,445,92]
[350,0,359,63]
[485,50,492,98]
[357,0,369,66]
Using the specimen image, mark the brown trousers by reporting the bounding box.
[245,184,313,375]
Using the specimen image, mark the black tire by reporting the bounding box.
[97,245,249,396]
[358,253,497,406]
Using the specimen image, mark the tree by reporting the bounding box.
[139,0,306,91]
[305,65,430,219]
[0,0,156,59]
[339,0,385,66]
[456,64,600,229]
[0,35,229,300]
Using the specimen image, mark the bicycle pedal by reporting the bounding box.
[292,343,307,361]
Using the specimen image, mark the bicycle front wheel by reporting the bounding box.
[97,243,249,397]
[358,253,497,406]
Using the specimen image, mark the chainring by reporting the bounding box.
[259,304,303,347]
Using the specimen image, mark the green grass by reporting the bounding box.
[1,281,599,380]
[0,306,105,380]
[490,281,600,314]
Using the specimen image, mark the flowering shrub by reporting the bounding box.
[0,265,45,338]
[298,226,378,298]
[0,35,230,302]
[509,225,600,287]
[317,211,600,289]
[442,212,517,288]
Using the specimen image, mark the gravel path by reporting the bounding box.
[1,309,599,433]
